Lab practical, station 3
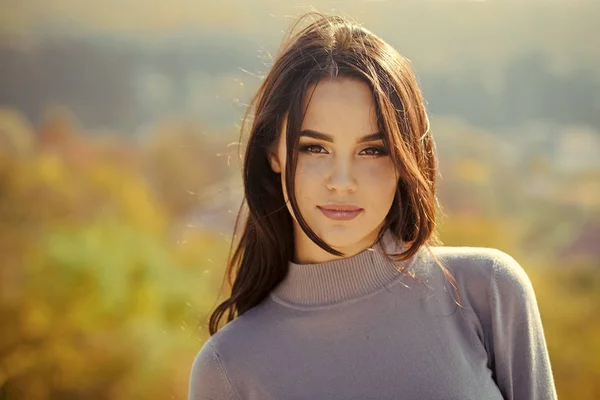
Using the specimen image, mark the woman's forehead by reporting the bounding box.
[298,79,379,142]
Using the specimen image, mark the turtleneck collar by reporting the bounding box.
[269,228,423,309]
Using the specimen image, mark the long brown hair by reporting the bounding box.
[207,12,459,336]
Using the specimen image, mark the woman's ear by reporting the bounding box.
[267,145,282,174]
[269,116,286,174]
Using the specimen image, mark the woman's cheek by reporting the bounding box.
[292,159,323,202]
[296,157,330,179]
[358,158,393,178]
[358,160,398,193]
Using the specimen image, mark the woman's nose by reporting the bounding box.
[325,157,357,192]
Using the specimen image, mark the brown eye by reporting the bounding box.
[360,147,387,156]
[299,144,327,154]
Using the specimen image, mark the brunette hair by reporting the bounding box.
[207,12,459,336]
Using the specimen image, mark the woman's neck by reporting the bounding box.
[292,225,386,264]
[270,227,422,309]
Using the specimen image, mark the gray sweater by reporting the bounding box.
[188,229,557,399]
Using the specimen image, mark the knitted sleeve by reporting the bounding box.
[188,340,240,400]
[487,250,558,400]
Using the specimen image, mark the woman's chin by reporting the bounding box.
[317,229,364,251]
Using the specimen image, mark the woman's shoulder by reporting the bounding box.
[423,245,526,281]
[194,297,281,361]
[426,245,509,264]
[419,245,535,309]
[189,302,275,396]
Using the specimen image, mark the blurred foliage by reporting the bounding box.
[0,108,231,399]
[0,106,598,399]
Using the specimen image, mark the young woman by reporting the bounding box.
[188,12,557,400]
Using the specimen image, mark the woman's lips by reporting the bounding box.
[317,205,363,221]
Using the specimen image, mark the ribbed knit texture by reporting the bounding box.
[270,229,415,308]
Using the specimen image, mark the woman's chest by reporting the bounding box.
[225,297,501,400]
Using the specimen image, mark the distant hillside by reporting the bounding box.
[2,0,599,74]
[1,0,599,133]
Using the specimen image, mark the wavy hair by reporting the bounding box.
[207,12,460,336]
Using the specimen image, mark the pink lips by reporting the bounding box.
[318,204,363,221]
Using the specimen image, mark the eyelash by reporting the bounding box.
[299,144,388,157]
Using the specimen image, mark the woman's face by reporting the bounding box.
[268,78,399,263]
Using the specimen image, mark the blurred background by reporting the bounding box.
[0,0,599,398]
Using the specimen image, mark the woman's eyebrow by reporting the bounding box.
[299,129,383,143]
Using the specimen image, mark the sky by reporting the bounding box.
[1,0,588,38]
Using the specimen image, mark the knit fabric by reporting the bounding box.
[188,229,557,399]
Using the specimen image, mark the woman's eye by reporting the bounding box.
[299,145,388,156]
[299,144,327,154]
[360,147,387,156]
